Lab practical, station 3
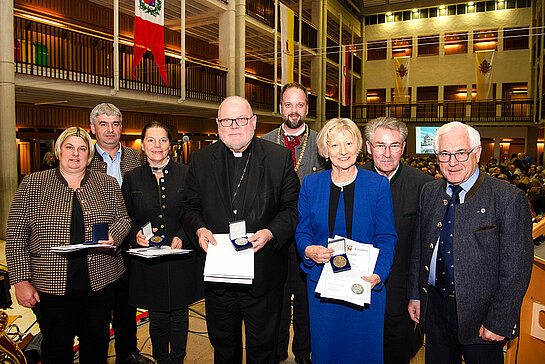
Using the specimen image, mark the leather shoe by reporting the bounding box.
[295,357,312,364]
[116,352,155,364]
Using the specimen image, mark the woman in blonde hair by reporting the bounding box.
[296,118,397,363]
[7,127,130,364]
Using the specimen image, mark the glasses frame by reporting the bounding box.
[369,141,404,153]
[217,115,254,128]
[436,147,476,163]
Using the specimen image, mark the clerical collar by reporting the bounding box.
[282,123,306,138]
[228,140,253,158]
[150,157,170,173]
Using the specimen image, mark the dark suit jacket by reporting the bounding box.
[408,171,534,344]
[362,162,433,316]
[182,137,300,297]
[122,161,204,311]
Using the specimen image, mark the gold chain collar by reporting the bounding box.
[276,124,309,172]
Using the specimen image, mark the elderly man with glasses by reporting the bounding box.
[183,96,300,364]
[407,121,533,364]
[363,117,432,364]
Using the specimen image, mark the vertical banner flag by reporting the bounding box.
[280,3,294,85]
[476,50,494,100]
[394,57,410,103]
[133,0,168,85]
[341,45,350,106]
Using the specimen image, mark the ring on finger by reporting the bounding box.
[322,258,327,264]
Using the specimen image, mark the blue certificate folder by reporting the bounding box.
[91,223,108,244]
[328,238,351,273]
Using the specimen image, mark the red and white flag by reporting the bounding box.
[133,0,168,85]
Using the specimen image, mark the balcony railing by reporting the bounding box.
[14,16,226,102]
[324,99,534,123]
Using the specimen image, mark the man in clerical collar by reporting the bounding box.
[262,83,323,364]
[88,103,151,364]
[363,117,432,364]
[183,96,300,364]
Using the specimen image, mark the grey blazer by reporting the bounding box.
[408,171,534,344]
[261,126,325,182]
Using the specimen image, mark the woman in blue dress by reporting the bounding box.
[295,118,397,363]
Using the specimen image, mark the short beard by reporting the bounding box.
[282,113,305,130]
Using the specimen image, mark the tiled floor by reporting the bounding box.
[0,241,425,363]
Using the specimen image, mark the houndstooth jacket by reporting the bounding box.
[6,168,131,295]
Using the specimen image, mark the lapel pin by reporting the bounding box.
[480,208,486,213]
[443,200,448,205]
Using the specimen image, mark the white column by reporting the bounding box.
[219,0,236,95]
[179,0,186,101]
[0,0,18,238]
[235,0,246,96]
[112,0,119,94]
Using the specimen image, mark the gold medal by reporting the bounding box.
[234,237,249,246]
[351,283,364,295]
[150,236,163,244]
[332,255,347,268]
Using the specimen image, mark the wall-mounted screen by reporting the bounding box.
[415,126,439,154]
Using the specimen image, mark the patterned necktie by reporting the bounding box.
[436,184,463,297]
[283,134,300,168]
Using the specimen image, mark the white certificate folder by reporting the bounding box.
[204,233,254,284]
[316,236,379,306]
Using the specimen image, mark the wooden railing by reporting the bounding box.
[14,16,226,101]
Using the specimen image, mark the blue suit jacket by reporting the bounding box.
[295,168,397,286]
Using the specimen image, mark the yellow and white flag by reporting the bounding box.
[476,50,494,100]
[280,3,294,84]
[394,57,410,103]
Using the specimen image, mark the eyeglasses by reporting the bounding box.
[217,116,253,127]
[436,147,476,163]
[369,142,403,153]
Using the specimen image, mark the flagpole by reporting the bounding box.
[179,0,186,102]
[350,24,354,119]
[274,0,278,114]
[112,0,119,95]
[338,12,342,118]
[298,0,302,84]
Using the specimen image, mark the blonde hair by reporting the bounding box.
[317,118,363,158]
[54,127,95,166]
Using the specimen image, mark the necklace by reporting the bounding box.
[231,151,252,215]
[150,157,170,173]
[276,124,309,172]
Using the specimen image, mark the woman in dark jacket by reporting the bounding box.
[122,121,203,364]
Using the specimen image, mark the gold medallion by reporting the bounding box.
[332,255,347,268]
[150,236,163,244]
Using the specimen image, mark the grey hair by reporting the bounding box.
[364,117,408,143]
[90,103,122,125]
[433,121,481,153]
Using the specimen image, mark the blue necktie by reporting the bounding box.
[436,184,463,297]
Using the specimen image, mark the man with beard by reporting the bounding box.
[362,117,432,364]
[183,96,300,363]
[88,103,151,364]
[262,82,324,364]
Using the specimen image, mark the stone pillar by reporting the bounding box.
[493,136,501,162]
[526,126,539,161]
[219,0,236,95]
[0,0,17,238]
[235,0,246,96]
